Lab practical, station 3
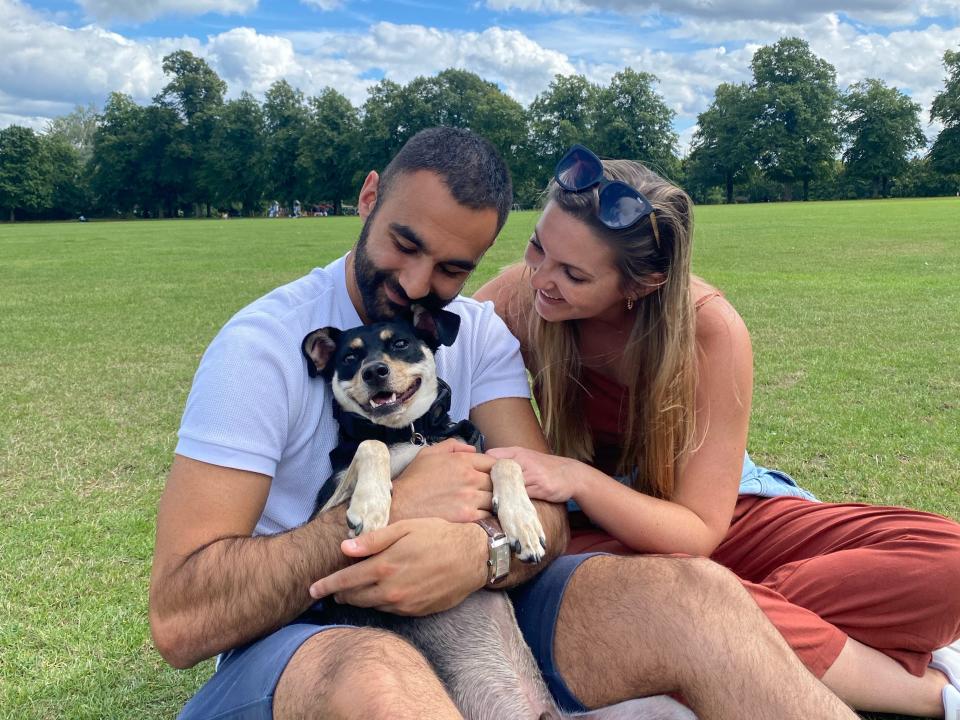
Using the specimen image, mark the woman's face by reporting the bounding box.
[524,201,627,323]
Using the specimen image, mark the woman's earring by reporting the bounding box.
[626,296,635,311]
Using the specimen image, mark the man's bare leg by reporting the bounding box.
[555,555,857,720]
[274,627,462,720]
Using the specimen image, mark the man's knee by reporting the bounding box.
[274,626,440,720]
[566,553,741,614]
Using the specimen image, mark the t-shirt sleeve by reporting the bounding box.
[175,312,305,478]
[467,300,531,408]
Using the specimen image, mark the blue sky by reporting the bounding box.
[3,0,960,150]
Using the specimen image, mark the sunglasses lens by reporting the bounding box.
[555,145,604,191]
[597,182,653,230]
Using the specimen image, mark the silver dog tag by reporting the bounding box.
[411,431,426,446]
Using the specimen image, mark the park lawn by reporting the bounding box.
[0,197,958,719]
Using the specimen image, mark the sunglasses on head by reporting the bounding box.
[554,144,660,244]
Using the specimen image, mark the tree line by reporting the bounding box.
[1,37,959,222]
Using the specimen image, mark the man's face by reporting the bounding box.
[353,170,499,323]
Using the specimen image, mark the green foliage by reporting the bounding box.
[298,88,360,214]
[203,93,268,214]
[592,68,678,177]
[689,82,758,203]
[263,79,310,209]
[751,37,841,200]
[841,79,926,197]
[930,49,960,177]
[0,126,52,221]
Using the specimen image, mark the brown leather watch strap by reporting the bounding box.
[474,516,505,539]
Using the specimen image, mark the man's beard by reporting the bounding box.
[354,218,451,322]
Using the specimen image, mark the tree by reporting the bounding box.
[751,37,841,200]
[930,49,960,179]
[528,74,600,168]
[840,79,925,197]
[156,51,227,214]
[202,92,267,215]
[0,126,51,221]
[41,132,90,218]
[592,68,678,177]
[90,92,183,217]
[46,103,99,166]
[688,82,759,203]
[263,79,309,211]
[298,88,360,215]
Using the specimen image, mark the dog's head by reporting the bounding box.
[302,306,461,429]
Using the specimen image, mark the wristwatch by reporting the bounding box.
[475,517,511,586]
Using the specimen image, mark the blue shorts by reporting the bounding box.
[177,608,353,720]
[177,555,599,719]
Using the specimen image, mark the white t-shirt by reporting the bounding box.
[176,254,531,536]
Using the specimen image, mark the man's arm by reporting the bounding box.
[149,455,352,668]
[470,395,568,585]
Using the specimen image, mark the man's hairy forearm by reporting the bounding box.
[151,507,349,668]
[499,500,569,588]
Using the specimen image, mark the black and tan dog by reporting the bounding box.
[301,306,695,720]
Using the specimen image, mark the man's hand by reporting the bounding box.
[389,439,496,523]
[308,518,489,615]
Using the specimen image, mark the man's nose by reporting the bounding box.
[398,263,432,300]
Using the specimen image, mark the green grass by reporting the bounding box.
[1,198,958,718]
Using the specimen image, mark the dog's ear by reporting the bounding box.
[302,327,340,378]
[412,306,461,350]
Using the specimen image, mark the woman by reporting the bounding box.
[475,144,960,717]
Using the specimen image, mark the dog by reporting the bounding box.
[301,305,695,720]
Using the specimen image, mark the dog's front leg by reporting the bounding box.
[491,459,546,564]
[344,439,393,537]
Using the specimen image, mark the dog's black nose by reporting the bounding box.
[362,362,390,384]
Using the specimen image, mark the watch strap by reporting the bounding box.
[474,516,505,540]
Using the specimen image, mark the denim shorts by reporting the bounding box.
[177,555,599,719]
[177,612,353,720]
[509,552,603,714]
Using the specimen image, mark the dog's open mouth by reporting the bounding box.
[368,377,422,411]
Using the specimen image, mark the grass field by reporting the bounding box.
[1,197,958,719]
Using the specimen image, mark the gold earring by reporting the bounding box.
[626,297,635,311]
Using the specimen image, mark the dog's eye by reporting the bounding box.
[392,339,409,350]
[342,353,357,364]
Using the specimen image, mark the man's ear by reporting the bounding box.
[357,171,380,221]
[302,327,340,378]
[412,306,461,351]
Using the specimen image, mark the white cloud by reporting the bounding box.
[486,0,959,25]
[288,22,576,104]
[77,0,258,23]
[1,0,957,154]
[300,0,341,9]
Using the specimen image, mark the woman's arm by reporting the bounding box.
[489,295,753,557]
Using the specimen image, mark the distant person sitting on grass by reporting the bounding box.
[475,143,960,719]
[149,127,858,720]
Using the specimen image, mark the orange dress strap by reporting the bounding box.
[694,290,724,310]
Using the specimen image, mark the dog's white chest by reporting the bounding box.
[388,441,425,478]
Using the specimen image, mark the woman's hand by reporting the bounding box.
[486,446,581,503]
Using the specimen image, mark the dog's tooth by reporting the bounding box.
[389,393,397,403]
[369,399,378,408]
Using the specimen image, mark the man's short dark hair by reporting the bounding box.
[378,127,513,234]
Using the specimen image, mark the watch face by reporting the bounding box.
[491,539,511,582]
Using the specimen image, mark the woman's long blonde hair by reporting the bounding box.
[528,159,696,499]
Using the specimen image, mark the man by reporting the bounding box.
[150,127,857,719]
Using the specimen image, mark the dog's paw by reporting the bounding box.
[491,459,547,564]
[346,477,391,537]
